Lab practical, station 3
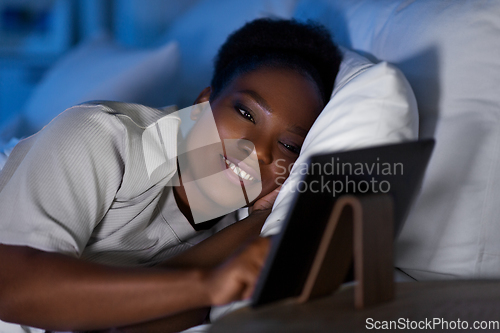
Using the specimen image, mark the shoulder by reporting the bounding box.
[38,101,179,155]
[74,101,179,128]
[49,101,179,130]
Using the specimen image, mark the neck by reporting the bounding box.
[172,182,194,225]
[173,161,226,230]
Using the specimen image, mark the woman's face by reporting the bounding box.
[181,66,323,216]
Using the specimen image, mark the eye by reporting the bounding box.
[280,141,301,155]
[236,107,255,123]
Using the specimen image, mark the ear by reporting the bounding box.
[191,86,212,120]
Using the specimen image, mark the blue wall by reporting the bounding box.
[0,0,198,127]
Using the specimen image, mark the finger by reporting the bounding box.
[238,237,270,264]
[263,185,282,201]
[250,237,272,257]
[242,284,255,300]
[239,269,259,300]
[245,237,271,266]
[250,186,283,212]
[272,185,282,194]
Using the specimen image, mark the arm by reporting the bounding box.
[99,309,211,333]
[0,244,210,331]
[0,236,270,332]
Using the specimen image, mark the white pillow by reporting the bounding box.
[22,34,180,133]
[294,0,500,280]
[161,0,298,107]
[261,48,418,236]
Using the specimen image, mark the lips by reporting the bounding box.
[224,158,254,180]
[221,154,260,183]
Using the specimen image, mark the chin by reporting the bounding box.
[199,180,249,211]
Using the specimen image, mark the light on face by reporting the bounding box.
[142,102,262,224]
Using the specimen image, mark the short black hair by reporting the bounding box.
[211,18,342,105]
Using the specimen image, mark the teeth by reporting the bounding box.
[224,157,254,180]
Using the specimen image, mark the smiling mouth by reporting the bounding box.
[222,156,255,181]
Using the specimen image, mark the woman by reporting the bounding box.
[0,18,341,332]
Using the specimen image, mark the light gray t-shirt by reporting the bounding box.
[0,101,237,267]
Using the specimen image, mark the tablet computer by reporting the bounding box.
[251,139,435,307]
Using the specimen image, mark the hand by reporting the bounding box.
[248,186,282,215]
[203,237,271,306]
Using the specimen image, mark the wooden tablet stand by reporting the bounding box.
[296,194,394,309]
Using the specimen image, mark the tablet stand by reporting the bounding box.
[296,194,394,309]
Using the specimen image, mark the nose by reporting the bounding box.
[258,150,272,165]
[237,139,254,158]
[254,139,273,165]
[237,138,272,165]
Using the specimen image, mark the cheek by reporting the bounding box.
[188,110,222,145]
[212,107,235,139]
